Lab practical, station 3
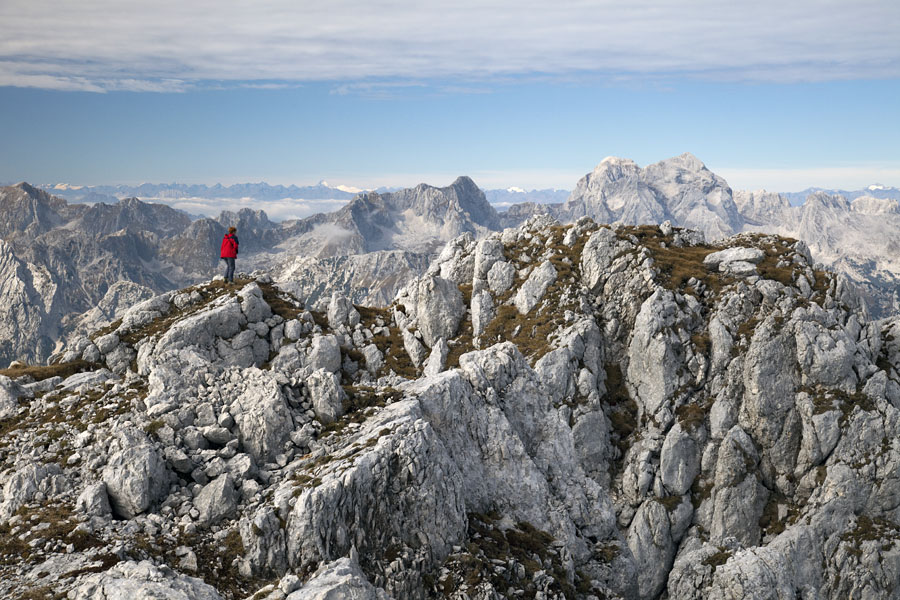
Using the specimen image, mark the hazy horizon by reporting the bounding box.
[1,1,898,192]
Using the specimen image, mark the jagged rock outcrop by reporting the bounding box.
[0,176,503,366]
[69,560,224,599]
[5,202,900,599]
[0,238,58,366]
[7,158,900,373]
[267,250,433,311]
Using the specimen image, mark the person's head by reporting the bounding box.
[228,227,237,235]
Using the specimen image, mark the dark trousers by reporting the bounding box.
[223,257,235,282]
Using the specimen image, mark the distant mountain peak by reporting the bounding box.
[672,151,705,168]
[591,157,640,182]
[449,175,479,191]
[13,181,41,195]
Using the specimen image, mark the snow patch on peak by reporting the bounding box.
[318,180,364,194]
[598,156,638,168]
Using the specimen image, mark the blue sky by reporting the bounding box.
[1,1,898,192]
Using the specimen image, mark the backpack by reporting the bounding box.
[220,234,238,258]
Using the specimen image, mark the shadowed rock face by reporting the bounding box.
[74,196,193,238]
[0,182,87,239]
[3,216,900,599]
[315,175,501,255]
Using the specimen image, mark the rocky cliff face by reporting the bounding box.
[0,189,200,366]
[307,175,501,255]
[555,156,900,318]
[737,189,900,316]
[2,216,899,599]
[0,182,87,239]
[560,154,743,241]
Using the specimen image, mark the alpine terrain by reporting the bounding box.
[2,214,900,598]
[0,176,498,368]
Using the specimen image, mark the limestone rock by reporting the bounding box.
[69,560,223,600]
[307,369,345,425]
[286,557,392,599]
[0,462,66,519]
[327,293,360,329]
[361,344,384,375]
[0,375,25,420]
[473,238,504,280]
[402,329,428,368]
[415,276,465,348]
[659,422,701,496]
[581,227,634,292]
[75,482,112,518]
[627,499,676,599]
[514,260,556,315]
[470,290,495,337]
[102,441,169,519]
[239,283,273,323]
[307,335,342,373]
[423,338,449,377]
[195,474,238,526]
[703,246,765,270]
[487,260,515,294]
[233,373,295,463]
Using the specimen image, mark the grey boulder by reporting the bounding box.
[102,444,169,519]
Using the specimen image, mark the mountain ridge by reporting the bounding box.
[3,154,900,369]
[2,216,900,597]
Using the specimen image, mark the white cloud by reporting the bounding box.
[1,1,897,91]
[136,196,350,221]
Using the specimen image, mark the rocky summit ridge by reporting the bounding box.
[0,177,501,368]
[2,214,900,599]
[5,154,900,373]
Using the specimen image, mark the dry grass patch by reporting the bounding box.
[624,225,726,294]
[0,360,98,382]
[319,386,402,437]
[428,512,593,598]
[257,282,305,321]
[676,402,707,432]
[0,503,104,568]
[358,305,418,379]
[702,547,733,569]
[478,226,589,364]
[840,515,900,560]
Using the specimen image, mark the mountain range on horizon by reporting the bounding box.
[20,180,573,212]
[2,152,900,370]
[10,177,897,217]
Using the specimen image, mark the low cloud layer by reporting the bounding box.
[140,196,350,222]
[1,1,897,92]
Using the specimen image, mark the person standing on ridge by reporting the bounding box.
[220,226,239,283]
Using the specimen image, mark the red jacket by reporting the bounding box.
[220,234,239,258]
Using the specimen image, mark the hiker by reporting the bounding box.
[220,226,239,283]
